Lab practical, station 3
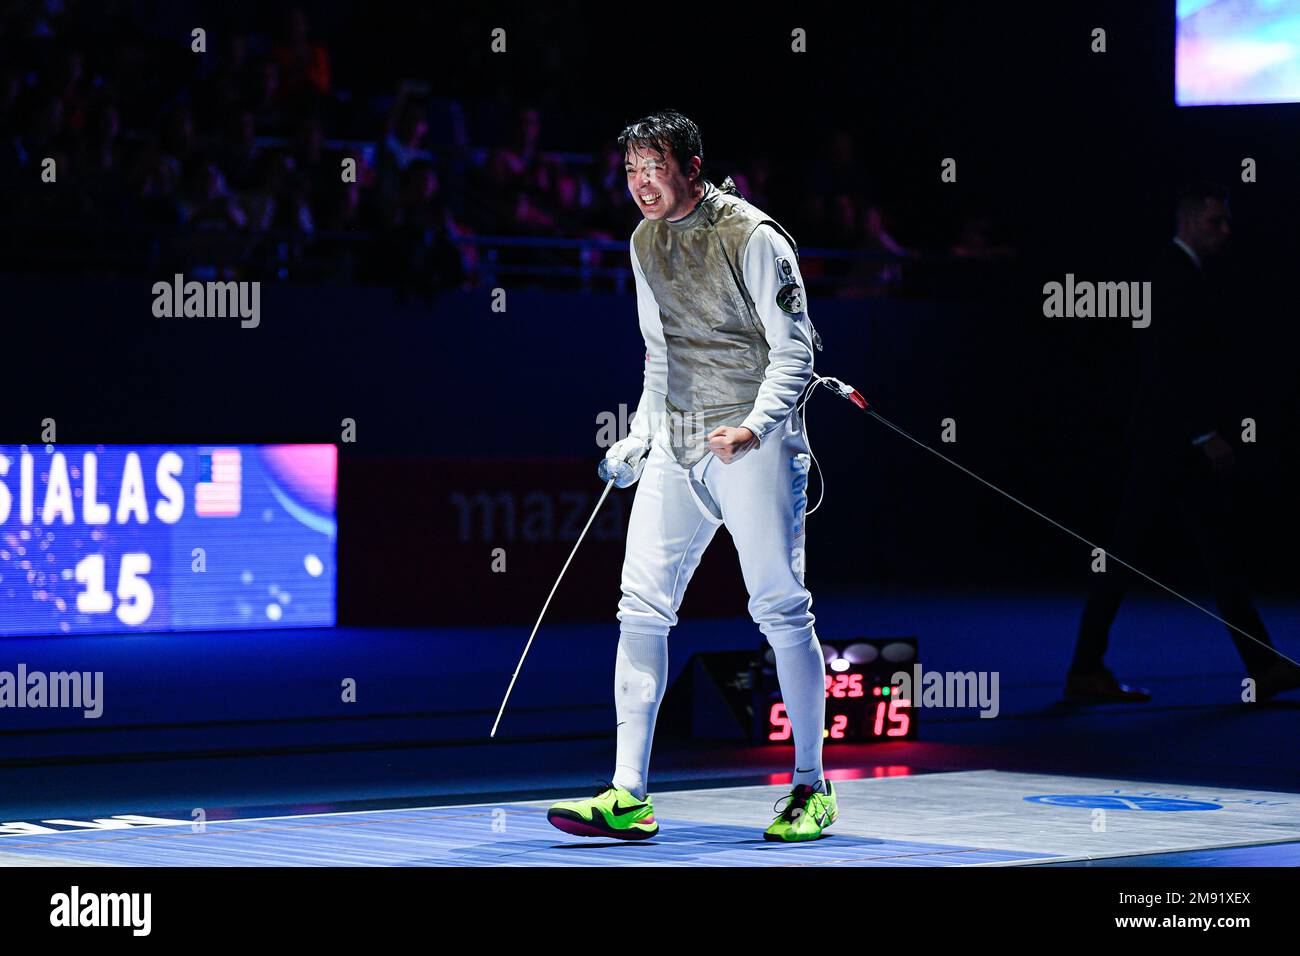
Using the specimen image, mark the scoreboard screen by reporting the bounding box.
[757,637,918,743]
[0,444,336,636]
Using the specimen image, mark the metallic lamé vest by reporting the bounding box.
[632,179,799,467]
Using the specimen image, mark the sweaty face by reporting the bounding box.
[625,145,697,221]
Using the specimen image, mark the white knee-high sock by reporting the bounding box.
[611,629,668,801]
[771,633,826,788]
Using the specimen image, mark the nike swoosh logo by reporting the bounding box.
[610,801,647,817]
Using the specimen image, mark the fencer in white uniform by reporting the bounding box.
[605,184,827,804]
[543,109,839,842]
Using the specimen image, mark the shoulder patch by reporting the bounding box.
[775,256,804,314]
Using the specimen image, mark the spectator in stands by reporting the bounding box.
[4,91,78,219]
[12,92,66,170]
[380,82,431,170]
[487,107,544,191]
[483,106,558,234]
[596,146,631,218]
[271,6,332,108]
[178,155,248,231]
[376,82,431,221]
[245,152,312,235]
[158,106,198,184]
[292,115,330,201]
[127,144,181,225]
[48,48,90,137]
[950,214,1014,260]
[382,158,465,299]
[319,179,364,232]
[551,166,598,235]
[217,109,260,192]
[0,5,933,299]
[822,196,913,298]
[76,97,126,219]
[199,33,250,128]
[0,65,22,139]
[245,57,285,134]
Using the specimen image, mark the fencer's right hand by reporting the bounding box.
[601,435,650,487]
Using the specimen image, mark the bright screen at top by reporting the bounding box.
[1177,0,1300,105]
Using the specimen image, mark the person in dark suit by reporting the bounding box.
[1066,181,1300,703]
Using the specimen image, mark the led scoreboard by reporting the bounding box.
[0,444,336,636]
[756,637,917,743]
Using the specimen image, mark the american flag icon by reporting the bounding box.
[196,448,242,517]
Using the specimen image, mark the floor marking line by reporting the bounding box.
[0,771,961,840]
[0,810,533,852]
[992,835,1300,868]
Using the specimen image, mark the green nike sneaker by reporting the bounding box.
[547,782,659,840]
[764,778,837,842]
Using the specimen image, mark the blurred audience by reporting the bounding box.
[0,1,1013,295]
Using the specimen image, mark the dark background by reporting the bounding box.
[1,0,1296,626]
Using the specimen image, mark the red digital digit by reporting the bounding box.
[768,703,792,741]
[824,674,833,698]
[873,700,886,735]
[828,714,848,739]
[834,674,851,699]
[887,699,911,737]
[847,674,864,697]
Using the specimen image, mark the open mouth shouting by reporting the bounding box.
[639,190,663,210]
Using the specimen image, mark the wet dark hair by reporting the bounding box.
[617,109,704,184]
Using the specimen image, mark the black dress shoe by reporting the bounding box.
[1254,660,1300,701]
[1064,667,1152,703]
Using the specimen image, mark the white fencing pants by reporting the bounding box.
[611,414,823,797]
[616,413,816,644]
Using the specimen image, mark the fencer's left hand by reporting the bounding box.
[707,426,758,465]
